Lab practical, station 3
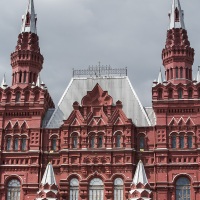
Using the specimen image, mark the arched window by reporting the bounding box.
[70,178,79,200]
[21,138,26,151]
[116,134,121,148]
[52,138,57,151]
[180,67,183,78]
[6,138,11,151]
[23,72,27,83]
[19,71,22,83]
[186,68,188,79]
[172,135,176,148]
[171,68,173,79]
[90,136,95,148]
[178,88,183,99]
[187,135,192,148]
[167,69,169,80]
[175,8,179,22]
[72,137,78,149]
[89,178,104,200]
[114,178,124,200]
[176,177,190,200]
[6,92,11,103]
[7,179,21,200]
[14,138,19,151]
[24,91,30,102]
[158,89,163,100]
[168,89,173,99]
[139,136,145,150]
[98,135,103,148]
[34,91,39,101]
[176,67,178,78]
[180,135,184,149]
[188,89,193,99]
[15,92,21,103]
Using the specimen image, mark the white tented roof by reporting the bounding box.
[41,163,57,186]
[132,160,148,185]
[46,77,152,128]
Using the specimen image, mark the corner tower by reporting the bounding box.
[11,0,43,87]
[162,0,194,84]
[152,0,200,127]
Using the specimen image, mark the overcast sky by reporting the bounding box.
[0,0,200,107]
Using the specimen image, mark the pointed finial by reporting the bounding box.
[21,0,37,34]
[197,66,200,83]
[36,73,41,87]
[1,74,8,89]
[168,0,185,30]
[157,68,163,84]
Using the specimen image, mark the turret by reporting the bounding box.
[128,160,152,200]
[36,163,59,200]
[11,0,43,87]
[162,0,194,84]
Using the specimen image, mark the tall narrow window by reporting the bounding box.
[158,89,163,100]
[139,136,145,150]
[90,136,95,148]
[175,8,179,22]
[176,177,190,200]
[188,89,193,99]
[52,138,57,151]
[180,67,183,78]
[186,68,188,79]
[89,178,104,200]
[178,88,183,99]
[7,179,21,200]
[98,135,103,148]
[176,67,178,78]
[70,178,79,200]
[116,135,121,148]
[22,138,26,151]
[172,135,176,148]
[180,135,184,149]
[168,89,173,99]
[187,135,192,149]
[171,68,173,79]
[15,92,21,103]
[14,138,19,151]
[6,138,11,151]
[19,71,22,83]
[167,69,169,80]
[23,72,26,83]
[73,137,78,148]
[114,178,124,200]
[6,92,11,103]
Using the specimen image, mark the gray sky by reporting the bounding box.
[0,0,200,107]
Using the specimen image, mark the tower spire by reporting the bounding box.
[21,0,37,34]
[162,0,194,85]
[168,0,185,30]
[11,0,43,88]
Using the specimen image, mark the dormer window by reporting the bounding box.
[175,8,179,22]
[26,13,30,24]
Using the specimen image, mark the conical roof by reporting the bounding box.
[1,74,7,89]
[157,69,163,84]
[41,163,57,186]
[132,160,148,185]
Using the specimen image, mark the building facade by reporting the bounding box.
[0,0,199,200]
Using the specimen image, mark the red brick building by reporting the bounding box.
[0,0,199,200]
